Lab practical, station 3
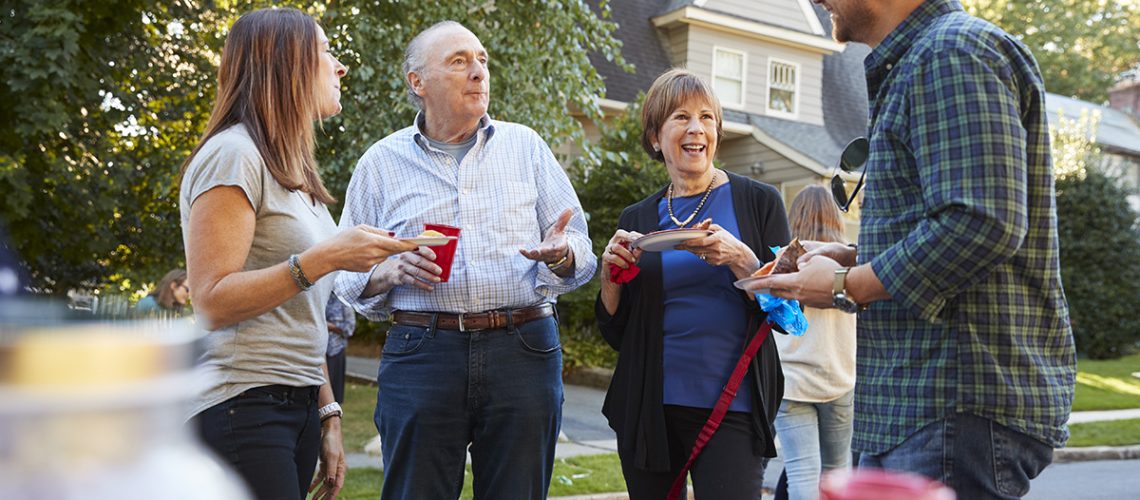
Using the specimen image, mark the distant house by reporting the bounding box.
[1047,90,1140,213]
[574,0,1140,235]
[574,0,870,238]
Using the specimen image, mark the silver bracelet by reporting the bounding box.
[288,254,314,291]
[318,401,342,422]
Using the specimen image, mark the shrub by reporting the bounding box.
[1056,169,1140,358]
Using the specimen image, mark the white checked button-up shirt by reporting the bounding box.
[335,114,596,321]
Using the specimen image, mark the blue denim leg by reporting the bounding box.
[775,390,855,500]
[857,413,1053,499]
[376,324,470,500]
[468,316,563,500]
[375,316,563,500]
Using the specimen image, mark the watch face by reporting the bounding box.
[833,293,860,314]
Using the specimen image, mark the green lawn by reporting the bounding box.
[1067,418,1140,448]
[330,351,1140,497]
[1073,352,1140,412]
[326,453,625,499]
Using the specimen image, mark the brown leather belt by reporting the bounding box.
[391,303,554,332]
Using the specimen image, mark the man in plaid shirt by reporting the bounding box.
[750,1,1077,497]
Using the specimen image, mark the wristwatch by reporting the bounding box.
[318,402,343,422]
[832,267,860,314]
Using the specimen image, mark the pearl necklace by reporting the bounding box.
[666,171,718,228]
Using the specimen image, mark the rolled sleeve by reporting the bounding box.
[875,48,1029,322]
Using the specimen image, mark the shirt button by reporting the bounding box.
[886,63,893,70]
[462,189,470,195]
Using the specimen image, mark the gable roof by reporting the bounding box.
[1045,93,1140,157]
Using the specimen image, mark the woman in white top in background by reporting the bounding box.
[179,8,415,500]
[773,185,857,500]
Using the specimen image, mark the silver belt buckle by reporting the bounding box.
[457,313,467,332]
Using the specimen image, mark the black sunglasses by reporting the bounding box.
[830,137,869,212]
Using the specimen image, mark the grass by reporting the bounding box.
[1072,352,1140,412]
[330,350,1140,497]
[1067,418,1140,447]
[330,453,625,499]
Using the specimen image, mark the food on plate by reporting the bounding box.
[752,238,805,277]
[417,229,445,238]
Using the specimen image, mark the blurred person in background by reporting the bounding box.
[135,268,190,315]
[772,186,856,500]
[325,294,355,404]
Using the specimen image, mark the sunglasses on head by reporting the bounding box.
[830,137,869,212]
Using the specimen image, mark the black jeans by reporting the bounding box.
[620,405,767,499]
[194,385,321,500]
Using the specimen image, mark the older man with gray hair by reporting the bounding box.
[335,21,596,500]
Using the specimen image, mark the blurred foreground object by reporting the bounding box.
[820,468,955,500]
[0,302,249,499]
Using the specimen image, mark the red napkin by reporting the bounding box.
[608,242,641,284]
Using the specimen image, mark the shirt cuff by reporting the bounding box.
[871,245,947,324]
[334,264,392,322]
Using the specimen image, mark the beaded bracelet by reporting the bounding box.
[288,254,314,291]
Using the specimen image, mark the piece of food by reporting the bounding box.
[418,229,445,238]
[752,238,805,277]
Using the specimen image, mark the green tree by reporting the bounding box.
[558,94,670,370]
[962,0,1140,102]
[0,0,626,295]
[1051,114,1140,359]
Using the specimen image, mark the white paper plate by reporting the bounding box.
[732,276,770,295]
[631,229,713,252]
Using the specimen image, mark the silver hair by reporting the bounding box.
[402,20,467,110]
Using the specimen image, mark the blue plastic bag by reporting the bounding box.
[754,245,809,336]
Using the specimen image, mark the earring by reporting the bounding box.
[653,144,660,152]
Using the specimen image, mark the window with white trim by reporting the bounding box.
[767,59,798,116]
[712,47,745,108]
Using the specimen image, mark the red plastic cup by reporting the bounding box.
[820,469,955,500]
[424,223,461,282]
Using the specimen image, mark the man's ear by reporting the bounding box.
[408,71,426,97]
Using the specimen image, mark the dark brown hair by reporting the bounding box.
[181,8,334,203]
[789,185,848,244]
[151,268,188,311]
[641,68,723,162]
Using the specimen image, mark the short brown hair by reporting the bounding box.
[640,69,723,162]
[789,185,848,244]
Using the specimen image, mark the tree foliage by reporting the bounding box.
[961,0,1140,102]
[0,0,625,295]
[1051,114,1140,359]
[558,94,670,370]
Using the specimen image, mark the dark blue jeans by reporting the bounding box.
[856,412,1054,499]
[194,385,321,500]
[376,314,564,500]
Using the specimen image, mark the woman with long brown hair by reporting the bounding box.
[773,185,856,500]
[135,268,190,314]
[179,8,415,500]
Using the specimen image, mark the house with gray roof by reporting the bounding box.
[577,0,871,236]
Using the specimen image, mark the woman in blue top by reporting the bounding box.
[597,69,791,499]
[135,268,190,315]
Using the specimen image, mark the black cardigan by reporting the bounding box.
[595,171,791,472]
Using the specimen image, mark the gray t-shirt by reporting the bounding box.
[179,124,337,418]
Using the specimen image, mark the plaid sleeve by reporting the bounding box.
[872,47,1029,323]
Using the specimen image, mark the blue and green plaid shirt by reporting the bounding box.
[854,0,1076,454]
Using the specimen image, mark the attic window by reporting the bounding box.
[767,59,799,118]
[713,47,746,108]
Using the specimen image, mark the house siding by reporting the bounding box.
[702,0,813,34]
[684,26,824,125]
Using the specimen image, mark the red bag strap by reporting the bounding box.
[666,321,774,500]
